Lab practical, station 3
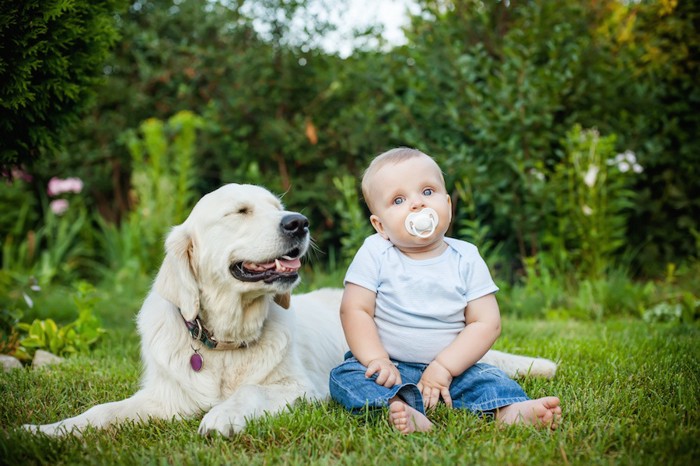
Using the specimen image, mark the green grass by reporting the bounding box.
[1,287,698,465]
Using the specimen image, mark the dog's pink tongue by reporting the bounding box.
[254,257,301,271]
[278,257,301,270]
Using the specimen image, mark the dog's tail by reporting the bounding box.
[479,349,558,379]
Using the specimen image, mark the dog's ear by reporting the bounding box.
[154,224,200,321]
[274,292,291,310]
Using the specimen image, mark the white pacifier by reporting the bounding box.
[404,208,439,238]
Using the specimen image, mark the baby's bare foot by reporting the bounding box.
[496,396,562,429]
[389,399,433,434]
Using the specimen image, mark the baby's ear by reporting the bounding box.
[370,215,388,240]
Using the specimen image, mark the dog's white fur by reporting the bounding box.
[24,183,556,437]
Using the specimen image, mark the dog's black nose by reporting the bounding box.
[280,213,309,238]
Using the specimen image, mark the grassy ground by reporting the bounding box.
[1,288,698,465]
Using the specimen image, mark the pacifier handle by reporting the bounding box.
[405,208,439,238]
[408,218,436,238]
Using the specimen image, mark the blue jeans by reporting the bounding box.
[329,353,529,416]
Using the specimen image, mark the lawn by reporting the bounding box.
[1,288,698,465]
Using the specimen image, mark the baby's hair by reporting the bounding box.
[361,147,444,212]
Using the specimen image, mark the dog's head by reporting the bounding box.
[154,184,309,321]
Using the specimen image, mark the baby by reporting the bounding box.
[329,147,561,433]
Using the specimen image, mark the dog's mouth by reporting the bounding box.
[230,248,303,284]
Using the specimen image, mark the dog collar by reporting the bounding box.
[181,312,248,351]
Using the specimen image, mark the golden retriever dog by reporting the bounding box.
[24,184,556,437]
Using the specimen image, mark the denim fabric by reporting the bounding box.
[329,353,529,416]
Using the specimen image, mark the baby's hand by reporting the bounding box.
[417,360,453,409]
[365,357,402,388]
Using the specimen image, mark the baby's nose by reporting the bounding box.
[410,197,425,209]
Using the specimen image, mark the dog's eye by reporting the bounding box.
[225,206,251,217]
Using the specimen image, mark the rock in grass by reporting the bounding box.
[32,350,64,368]
[1,354,23,372]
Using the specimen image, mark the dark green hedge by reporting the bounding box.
[0,0,126,170]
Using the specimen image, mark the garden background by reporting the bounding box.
[1,0,698,464]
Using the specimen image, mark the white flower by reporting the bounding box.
[582,205,593,216]
[529,168,545,181]
[23,292,34,308]
[611,150,642,174]
[583,165,599,187]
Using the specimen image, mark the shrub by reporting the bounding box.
[332,175,371,266]
[542,125,640,280]
[109,110,203,274]
[0,0,127,171]
[15,281,105,360]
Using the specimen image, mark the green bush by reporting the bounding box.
[1,175,93,286]
[332,175,372,267]
[111,110,202,274]
[541,125,639,280]
[4,0,697,287]
[0,0,127,171]
[15,282,105,360]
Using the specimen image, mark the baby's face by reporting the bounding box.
[367,156,451,254]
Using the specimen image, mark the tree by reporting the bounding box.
[0,0,126,174]
[623,0,700,270]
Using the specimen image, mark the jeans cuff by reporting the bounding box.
[393,383,425,414]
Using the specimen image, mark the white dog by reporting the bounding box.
[25,183,556,437]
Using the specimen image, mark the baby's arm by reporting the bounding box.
[418,293,502,408]
[340,283,402,387]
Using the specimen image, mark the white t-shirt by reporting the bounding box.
[344,234,498,364]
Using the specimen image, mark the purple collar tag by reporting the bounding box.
[190,350,203,372]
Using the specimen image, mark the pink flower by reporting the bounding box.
[50,199,70,215]
[11,168,33,182]
[47,177,83,196]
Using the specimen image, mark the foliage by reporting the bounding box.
[621,0,700,272]
[643,298,700,325]
[642,262,700,324]
[39,0,344,234]
[33,198,90,286]
[14,282,105,360]
[0,0,127,172]
[113,110,202,274]
[498,257,700,322]
[541,125,639,279]
[2,0,697,285]
[453,178,505,279]
[0,274,40,334]
[0,179,38,278]
[1,175,92,286]
[0,304,23,356]
[0,175,39,240]
[379,0,698,275]
[332,175,372,266]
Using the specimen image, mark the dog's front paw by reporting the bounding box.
[23,422,72,437]
[198,406,247,437]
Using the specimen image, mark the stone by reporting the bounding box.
[32,350,64,368]
[1,354,23,372]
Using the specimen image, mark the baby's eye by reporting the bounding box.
[422,188,434,196]
[393,197,405,205]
